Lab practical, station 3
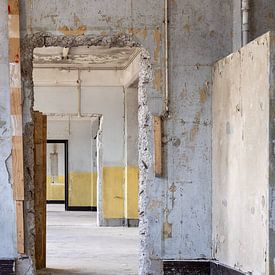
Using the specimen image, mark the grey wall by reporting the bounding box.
[212,33,271,274]
[250,0,275,40]
[163,0,233,260]
[0,1,17,260]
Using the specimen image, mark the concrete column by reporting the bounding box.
[124,87,139,226]
[0,0,17,259]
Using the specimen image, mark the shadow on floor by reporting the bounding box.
[37,268,100,275]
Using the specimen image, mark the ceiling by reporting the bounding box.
[33,46,140,70]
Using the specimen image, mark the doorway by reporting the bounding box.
[32,43,141,274]
[46,140,68,209]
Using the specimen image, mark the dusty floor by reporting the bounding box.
[38,204,138,275]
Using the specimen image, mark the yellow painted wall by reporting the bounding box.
[47,167,138,219]
[103,167,124,219]
[102,166,139,219]
[125,166,139,219]
[68,172,97,206]
[47,176,65,201]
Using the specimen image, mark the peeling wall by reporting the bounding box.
[163,0,233,261]
[212,33,271,274]
[15,0,234,274]
[0,0,17,260]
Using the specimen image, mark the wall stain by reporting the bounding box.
[58,25,87,36]
[163,221,172,239]
[199,81,209,104]
[58,15,87,35]
[190,111,201,141]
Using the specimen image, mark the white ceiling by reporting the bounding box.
[33,46,140,70]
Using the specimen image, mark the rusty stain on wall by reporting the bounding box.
[58,15,87,35]
[58,25,87,36]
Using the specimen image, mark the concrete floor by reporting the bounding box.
[38,204,138,275]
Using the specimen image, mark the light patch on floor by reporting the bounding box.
[38,204,138,275]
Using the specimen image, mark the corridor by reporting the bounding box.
[38,205,138,275]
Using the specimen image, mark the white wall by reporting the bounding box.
[212,33,270,274]
[34,68,125,167]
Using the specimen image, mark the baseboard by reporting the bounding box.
[66,206,97,211]
[100,218,139,227]
[46,200,65,204]
[163,260,246,275]
[101,218,125,227]
[125,219,139,227]
[210,261,246,275]
[0,259,15,275]
[163,260,210,275]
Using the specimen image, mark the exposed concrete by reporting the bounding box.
[212,33,271,274]
[16,256,35,275]
[163,0,233,262]
[38,204,138,275]
[0,0,17,260]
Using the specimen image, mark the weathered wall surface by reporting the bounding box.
[212,33,270,274]
[17,0,234,273]
[0,0,17,260]
[163,0,233,260]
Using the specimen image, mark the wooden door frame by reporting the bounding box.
[47,140,69,210]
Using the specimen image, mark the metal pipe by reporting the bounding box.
[164,0,169,117]
[77,69,82,117]
[241,0,250,46]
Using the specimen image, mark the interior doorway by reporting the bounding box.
[46,140,68,209]
[32,44,141,274]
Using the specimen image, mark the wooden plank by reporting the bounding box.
[153,116,162,177]
[12,136,24,200]
[16,201,24,254]
[34,112,47,270]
